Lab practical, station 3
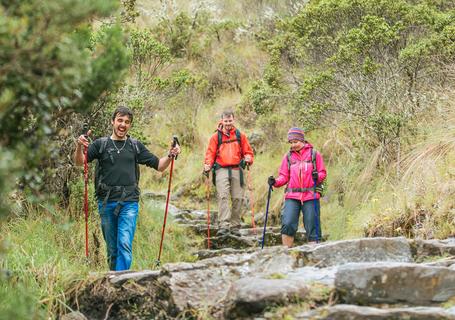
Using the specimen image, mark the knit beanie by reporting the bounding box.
[287,127,305,142]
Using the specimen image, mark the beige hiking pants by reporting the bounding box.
[215,168,244,228]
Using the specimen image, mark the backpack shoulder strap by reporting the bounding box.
[95,137,109,191]
[217,131,222,148]
[129,137,140,156]
[128,137,141,185]
[287,151,291,172]
[235,129,241,143]
[236,129,243,157]
[98,137,109,154]
[311,148,317,172]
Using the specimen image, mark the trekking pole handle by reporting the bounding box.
[172,135,180,160]
[81,123,89,137]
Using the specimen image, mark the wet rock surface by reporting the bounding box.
[65,207,455,319]
[297,305,455,320]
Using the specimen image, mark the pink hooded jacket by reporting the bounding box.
[274,142,327,202]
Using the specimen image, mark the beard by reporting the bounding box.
[113,126,128,139]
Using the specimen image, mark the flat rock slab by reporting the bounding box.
[297,304,455,320]
[412,239,455,260]
[224,277,309,319]
[335,262,455,305]
[207,234,258,249]
[173,209,218,222]
[238,226,282,236]
[196,247,257,260]
[292,237,412,267]
[108,270,161,286]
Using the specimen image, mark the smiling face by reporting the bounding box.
[221,115,235,132]
[289,139,305,152]
[111,114,132,140]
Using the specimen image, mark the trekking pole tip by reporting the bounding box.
[155,259,161,267]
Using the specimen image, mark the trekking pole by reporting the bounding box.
[261,185,273,249]
[156,136,180,266]
[246,164,256,235]
[82,123,90,259]
[204,171,211,249]
[313,173,320,243]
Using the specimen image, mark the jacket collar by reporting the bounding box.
[290,142,313,158]
[218,126,236,137]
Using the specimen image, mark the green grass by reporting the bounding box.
[0,282,44,320]
[0,199,201,319]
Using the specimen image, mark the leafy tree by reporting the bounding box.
[247,0,455,164]
[0,0,130,214]
[129,27,172,86]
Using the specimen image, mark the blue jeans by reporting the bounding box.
[281,199,321,241]
[98,201,139,271]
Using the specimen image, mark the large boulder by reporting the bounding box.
[292,237,412,267]
[335,262,455,305]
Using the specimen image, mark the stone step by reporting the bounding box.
[173,209,218,222]
[194,231,309,251]
[179,223,297,234]
[199,234,257,250]
[291,237,412,268]
[297,305,455,320]
[336,262,455,305]
[195,247,257,260]
[173,218,209,225]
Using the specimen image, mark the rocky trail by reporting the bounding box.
[63,205,455,320]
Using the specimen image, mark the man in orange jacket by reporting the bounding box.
[204,110,254,235]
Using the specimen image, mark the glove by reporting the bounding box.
[315,184,324,195]
[312,171,319,181]
[268,176,276,187]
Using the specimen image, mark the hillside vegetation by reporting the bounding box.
[0,0,454,318]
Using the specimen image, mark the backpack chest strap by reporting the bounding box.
[285,187,315,193]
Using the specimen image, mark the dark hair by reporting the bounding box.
[221,110,235,119]
[112,106,133,122]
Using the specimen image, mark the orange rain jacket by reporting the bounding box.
[204,126,254,167]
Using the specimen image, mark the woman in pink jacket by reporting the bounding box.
[268,128,327,247]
